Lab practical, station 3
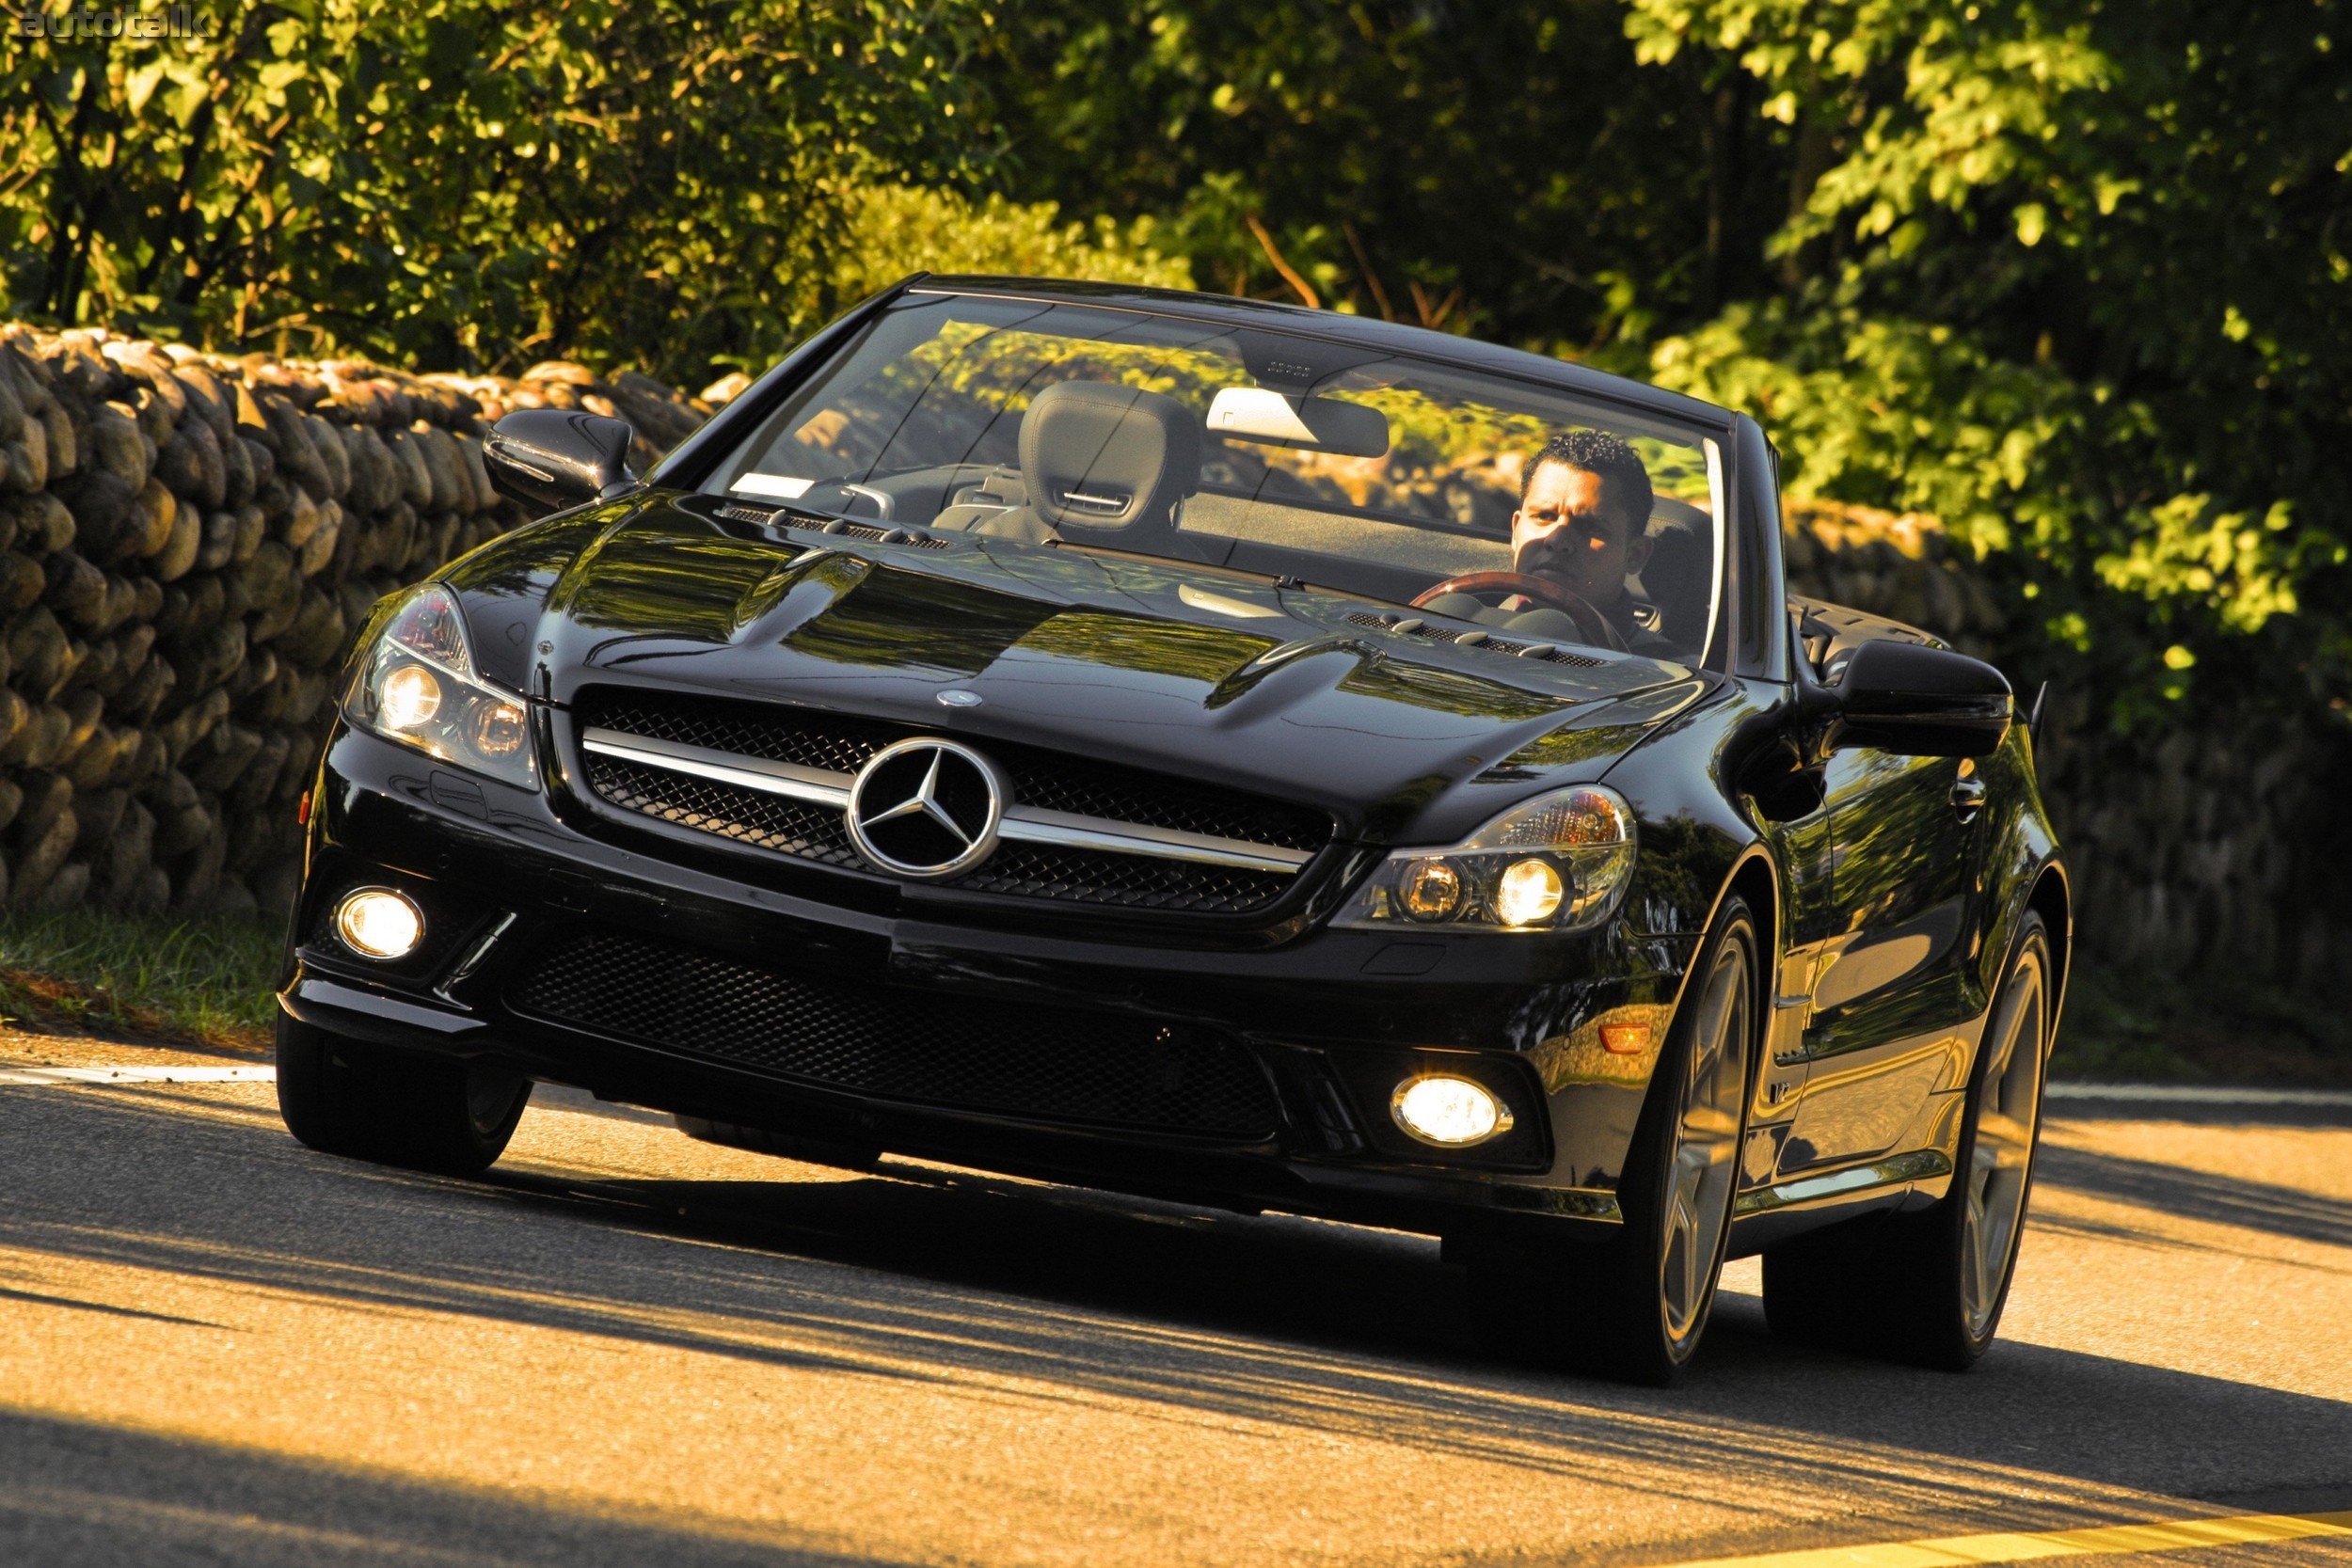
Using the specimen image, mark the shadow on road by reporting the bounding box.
[0,1409,908,1568]
[4,1085,2349,1562]
[2038,1142,2352,1253]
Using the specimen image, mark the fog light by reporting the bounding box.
[1494,858,1564,927]
[336,888,423,959]
[1391,1074,1513,1147]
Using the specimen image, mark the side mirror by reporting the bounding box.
[1830,639,2012,757]
[483,409,636,515]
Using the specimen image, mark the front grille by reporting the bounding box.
[574,688,1328,914]
[998,753,1326,853]
[584,751,861,867]
[962,843,1292,913]
[509,930,1280,1139]
[583,691,898,778]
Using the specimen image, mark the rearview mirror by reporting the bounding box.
[1205,387,1390,458]
[484,409,636,515]
[1830,639,2012,757]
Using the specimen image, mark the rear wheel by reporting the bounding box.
[1762,913,2054,1369]
[277,1014,531,1178]
[1470,895,1757,1384]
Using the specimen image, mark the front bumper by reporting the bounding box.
[285,723,1699,1240]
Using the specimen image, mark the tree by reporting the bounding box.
[967,0,1748,352]
[973,0,2352,717]
[1,0,992,377]
[1629,0,2352,714]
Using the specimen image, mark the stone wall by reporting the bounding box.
[0,326,712,918]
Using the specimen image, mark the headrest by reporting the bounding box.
[1635,501,1715,649]
[1019,382,1200,533]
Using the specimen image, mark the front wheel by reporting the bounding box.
[1471,895,1757,1384]
[1762,912,2055,1369]
[277,1014,531,1178]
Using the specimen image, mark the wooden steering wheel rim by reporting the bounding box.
[1410,571,1628,653]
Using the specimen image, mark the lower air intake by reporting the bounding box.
[508,931,1280,1140]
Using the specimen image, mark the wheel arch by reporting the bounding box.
[1615,845,1780,1133]
[1691,847,1780,1097]
[1725,852,1780,985]
[2025,857,2074,1042]
[1725,854,1779,1098]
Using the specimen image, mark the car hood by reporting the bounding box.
[452,496,1711,844]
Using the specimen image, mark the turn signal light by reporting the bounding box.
[1391,1074,1513,1148]
[336,888,424,959]
[1600,1022,1652,1054]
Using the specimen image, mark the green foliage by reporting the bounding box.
[966,0,1732,343]
[7,0,2347,721]
[1621,0,2352,716]
[2,0,993,378]
[968,0,2352,721]
[834,184,1192,299]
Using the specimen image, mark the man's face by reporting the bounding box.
[1512,461,1651,606]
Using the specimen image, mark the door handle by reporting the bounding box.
[1950,777,1988,820]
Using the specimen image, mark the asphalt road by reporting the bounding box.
[2,1026,2347,1568]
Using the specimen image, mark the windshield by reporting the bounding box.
[705,292,1726,664]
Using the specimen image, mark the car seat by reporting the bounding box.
[931,381,1200,550]
[1630,499,1715,651]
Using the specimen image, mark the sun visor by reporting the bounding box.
[1205,387,1391,458]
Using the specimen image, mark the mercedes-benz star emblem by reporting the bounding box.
[936,689,983,708]
[845,737,1007,879]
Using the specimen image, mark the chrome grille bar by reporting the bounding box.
[997,807,1308,873]
[582,730,849,808]
[580,727,1311,874]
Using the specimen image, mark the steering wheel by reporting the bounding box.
[1410,572,1629,654]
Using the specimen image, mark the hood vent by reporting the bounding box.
[713,500,954,549]
[1344,610,1605,669]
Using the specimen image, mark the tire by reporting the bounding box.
[1762,912,2055,1370]
[276,1013,532,1178]
[1471,895,1758,1385]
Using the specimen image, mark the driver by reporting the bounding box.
[1422,428,1669,652]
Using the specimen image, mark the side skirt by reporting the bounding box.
[1724,1148,1954,1258]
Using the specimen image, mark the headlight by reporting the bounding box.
[343,583,537,790]
[1334,784,1634,934]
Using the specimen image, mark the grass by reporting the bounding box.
[0,906,281,1053]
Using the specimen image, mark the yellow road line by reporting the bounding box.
[1664,1511,2352,1568]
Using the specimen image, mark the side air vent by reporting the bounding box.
[1344,610,1606,669]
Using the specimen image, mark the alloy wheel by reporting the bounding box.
[1961,943,2048,1338]
[1659,931,1752,1346]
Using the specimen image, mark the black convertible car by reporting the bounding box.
[277,276,2068,1383]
